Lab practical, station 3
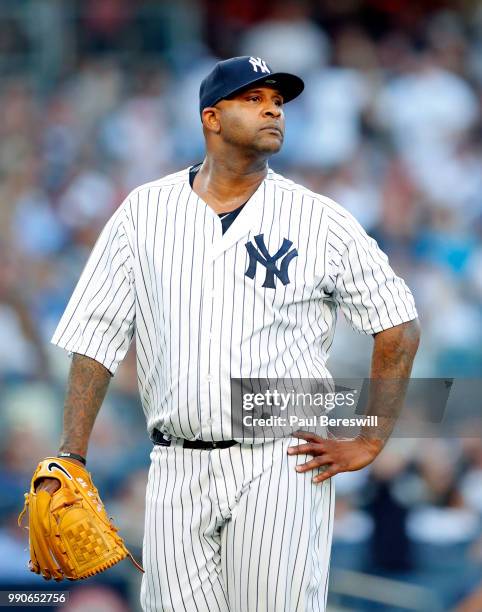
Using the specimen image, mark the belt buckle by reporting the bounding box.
[211,442,219,449]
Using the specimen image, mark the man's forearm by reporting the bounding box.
[361,318,421,447]
[58,353,112,458]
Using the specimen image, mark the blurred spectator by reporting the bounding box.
[293,67,369,167]
[0,246,51,381]
[239,0,330,75]
[365,446,415,574]
[59,585,131,612]
[0,508,39,583]
[373,45,480,209]
[99,65,174,190]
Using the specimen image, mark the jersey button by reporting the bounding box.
[206,374,213,382]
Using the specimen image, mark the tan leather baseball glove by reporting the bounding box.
[17,457,144,581]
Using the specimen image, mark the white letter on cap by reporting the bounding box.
[249,57,270,74]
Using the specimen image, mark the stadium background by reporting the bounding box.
[0,0,481,610]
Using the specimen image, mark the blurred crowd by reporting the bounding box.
[0,1,481,609]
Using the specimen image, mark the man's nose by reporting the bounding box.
[264,104,282,118]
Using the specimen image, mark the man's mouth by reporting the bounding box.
[261,126,283,136]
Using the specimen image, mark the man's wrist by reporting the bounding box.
[356,434,384,457]
[57,451,87,465]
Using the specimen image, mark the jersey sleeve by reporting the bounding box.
[51,206,136,374]
[331,218,418,335]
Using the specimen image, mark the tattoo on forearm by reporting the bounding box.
[362,319,421,444]
[58,354,112,457]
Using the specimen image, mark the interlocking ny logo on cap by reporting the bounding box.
[248,57,270,74]
[245,234,298,289]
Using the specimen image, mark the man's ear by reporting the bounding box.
[202,107,221,134]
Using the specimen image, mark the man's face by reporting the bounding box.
[212,86,285,154]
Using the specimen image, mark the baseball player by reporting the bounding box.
[33,56,420,611]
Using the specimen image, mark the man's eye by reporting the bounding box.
[248,96,260,101]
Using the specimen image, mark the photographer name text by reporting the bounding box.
[242,415,378,427]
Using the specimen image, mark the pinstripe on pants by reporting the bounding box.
[140,437,335,612]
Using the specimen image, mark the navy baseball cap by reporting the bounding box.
[199,56,304,115]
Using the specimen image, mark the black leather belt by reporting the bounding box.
[151,428,237,450]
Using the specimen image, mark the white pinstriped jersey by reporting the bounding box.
[51,166,418,442]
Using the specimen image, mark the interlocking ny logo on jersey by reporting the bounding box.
[248,57,270,74]
[245,234,298,289]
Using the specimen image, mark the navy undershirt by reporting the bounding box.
[189,163,246,235]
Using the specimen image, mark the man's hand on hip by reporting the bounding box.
[287,431,383,484]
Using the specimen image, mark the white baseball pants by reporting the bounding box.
[140,437,335,612]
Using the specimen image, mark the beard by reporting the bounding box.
[221,123,284,155]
